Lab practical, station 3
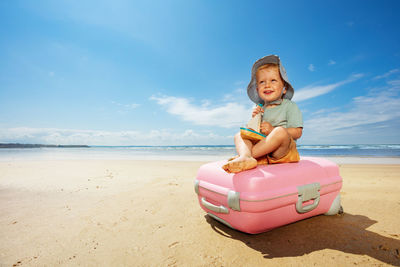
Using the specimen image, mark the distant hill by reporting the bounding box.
[0,143,90,148]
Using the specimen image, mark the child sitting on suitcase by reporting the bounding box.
[222,55,303,173]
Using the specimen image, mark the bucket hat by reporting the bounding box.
[247,55,294,105]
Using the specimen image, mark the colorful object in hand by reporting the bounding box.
[240,127,266,142]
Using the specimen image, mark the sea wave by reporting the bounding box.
[298,144,400,150]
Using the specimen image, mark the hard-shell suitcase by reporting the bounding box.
[194,157,342,234]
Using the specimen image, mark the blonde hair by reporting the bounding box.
[256,63,278,74]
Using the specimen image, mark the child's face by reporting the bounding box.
[256,66,286,104]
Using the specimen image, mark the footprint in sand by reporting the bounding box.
[166,256,177,266]
[168,241,179,248]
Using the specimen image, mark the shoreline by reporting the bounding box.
[0,154,399,164]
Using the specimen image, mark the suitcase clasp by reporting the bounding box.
[228,190,240,211]
[296,183,320,213]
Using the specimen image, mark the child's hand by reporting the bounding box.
[252,105,264,118]
[260,121,274,135]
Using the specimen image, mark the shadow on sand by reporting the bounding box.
[205,213,400,265]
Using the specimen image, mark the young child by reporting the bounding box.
[222,55,303,173]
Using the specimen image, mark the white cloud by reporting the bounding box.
[373,69,399,80]
[0,127,233,146]
[301,83,400,144]
[111,101,140,109]
[234,87,245,94]
[128,103,140,109]
[388,79,400,88]
[200,99,211,107]
[150,95,251,128]
[223,88,246,102]
[223,93,235,101]
[308,64,315,72]
[293,73,364,102]
[311,107,340,116]
[328,60,336,65]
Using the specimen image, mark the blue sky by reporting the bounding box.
[1,0,400,145]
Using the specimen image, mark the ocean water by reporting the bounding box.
[0,144,400,164]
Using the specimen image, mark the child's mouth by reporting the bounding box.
[263,90,274,95]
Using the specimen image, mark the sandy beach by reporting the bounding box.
[1,159,399,266]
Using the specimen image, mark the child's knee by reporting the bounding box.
[271,127,289,141]
[234,132,242,141]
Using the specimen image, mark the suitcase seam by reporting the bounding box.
[198,180,342,202]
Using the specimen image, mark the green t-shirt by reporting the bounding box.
[262,99,303,128]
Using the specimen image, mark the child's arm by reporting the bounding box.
[287,127,302,140]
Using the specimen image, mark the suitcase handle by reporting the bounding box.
[296,183,320,213]
[296,194,320,213]
[201,198,229,214]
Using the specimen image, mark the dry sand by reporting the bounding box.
[0,160,399,266]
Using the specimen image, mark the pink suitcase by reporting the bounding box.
[194,157,342,234]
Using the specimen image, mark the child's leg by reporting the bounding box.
[222,132,257,173]
[252,127,291,159]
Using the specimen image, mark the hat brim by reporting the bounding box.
[247,55,294,105]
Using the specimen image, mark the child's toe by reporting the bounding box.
[222,163,231,173]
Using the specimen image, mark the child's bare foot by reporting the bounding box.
[222,156,257,173]
[227,155,239,161]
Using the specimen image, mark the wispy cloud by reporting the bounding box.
[293,73,364,102]
[223,87,247,102]
[150,95,251,128]
[328,60,336,65]
[301,82,400,144]
[0,127,232,146]
[308,64,315,72]
[387,79,400,88]
[372,69,399,80]
[111,101,140,109]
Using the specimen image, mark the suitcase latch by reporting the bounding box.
[296,183,320,213]
[228,190,240,211]
[194,180,199,194]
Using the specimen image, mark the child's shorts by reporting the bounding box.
[256,137,300,165]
